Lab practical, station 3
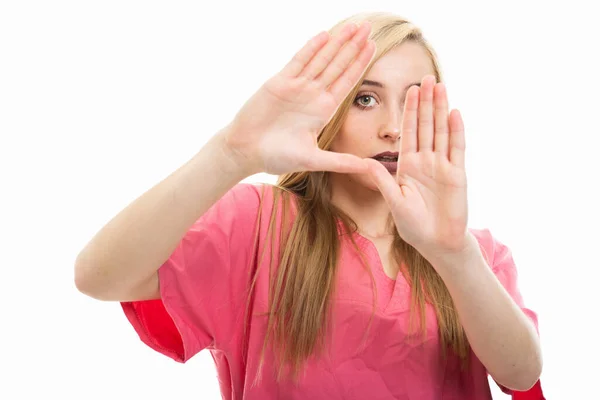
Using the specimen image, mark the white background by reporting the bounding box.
[1,0,598,398]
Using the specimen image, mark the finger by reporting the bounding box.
[315,22,371,89]
[418,75,436,151]
[328,40,376,103]
[299,22,358,80]
[433,82,450,157]
[280,30,330,78]
[400,85,419,154]
[364,158,403,209]
[305,149,369,174]
[448,109,466,168]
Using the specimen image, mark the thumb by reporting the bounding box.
[306,149,369,174]
[364,158,403,208]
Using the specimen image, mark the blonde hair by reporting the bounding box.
[242,11,469,386]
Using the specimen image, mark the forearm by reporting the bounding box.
[430,233,542,391]
[75,127,252,299]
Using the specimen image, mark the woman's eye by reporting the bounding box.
[355,95,377,109]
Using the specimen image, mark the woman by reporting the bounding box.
[75,11,544,399]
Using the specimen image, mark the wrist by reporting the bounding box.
[211,125,260,179]
[424,232,482,273]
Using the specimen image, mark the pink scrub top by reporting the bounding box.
[121,183,541,399]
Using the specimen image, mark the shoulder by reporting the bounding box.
[467,227,514,273]
[204,182,294,231]
[220,182,288,205]
[218,182,263,207]
[206,182,268,219]
[224,182,299,214]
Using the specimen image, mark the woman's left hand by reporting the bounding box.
[365,75,471,263]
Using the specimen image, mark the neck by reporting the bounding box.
[328,173,394,238]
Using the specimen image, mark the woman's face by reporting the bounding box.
[329,40,436,192]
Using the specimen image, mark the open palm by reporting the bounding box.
[225,22,376,176]
[366,75,469,258]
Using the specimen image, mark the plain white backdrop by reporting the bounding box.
[1,0,598,398]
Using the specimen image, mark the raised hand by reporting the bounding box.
[365,75,470,261]
[222,22,376,175]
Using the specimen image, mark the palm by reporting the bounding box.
[225,22,376,176]
[255,77,339,171]
[366,75,470,257]
[393,151,468,252]
[244,73,375,175]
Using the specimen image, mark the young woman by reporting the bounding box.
[75,11,544,399]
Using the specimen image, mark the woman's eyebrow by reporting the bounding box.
[361,79,422,91]
[362,79,385,88]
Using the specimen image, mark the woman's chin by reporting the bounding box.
[329,170,381,193]
[353,173,382,192]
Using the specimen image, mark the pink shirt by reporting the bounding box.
[121,183,540,399]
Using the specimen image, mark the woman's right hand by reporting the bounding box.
[221,22,376,176]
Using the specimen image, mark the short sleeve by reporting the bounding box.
[120,183,262,363]
[486,231,539,334]
[471,228,543,397]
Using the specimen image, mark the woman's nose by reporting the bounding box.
[378,111,402,141]
[380,127,401,141]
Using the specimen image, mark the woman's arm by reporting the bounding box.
[430,232,542,391]
[74,127,252,301]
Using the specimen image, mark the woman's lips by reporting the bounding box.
[374,159,397,174]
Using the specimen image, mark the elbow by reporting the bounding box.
[495,352,543,391]
[74,250,96,294]
[74,257,113,300]
[74,257,152,302]
[501,372,542,392]
[74,261,99,298]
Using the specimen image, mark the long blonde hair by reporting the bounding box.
[243,11,469,386]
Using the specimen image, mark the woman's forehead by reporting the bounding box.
[364,44,435,90]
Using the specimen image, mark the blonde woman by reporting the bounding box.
[75,11,543,399]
